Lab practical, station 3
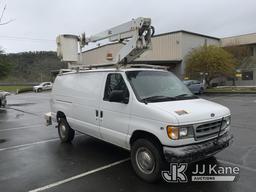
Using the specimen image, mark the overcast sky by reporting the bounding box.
[0,0,255,53]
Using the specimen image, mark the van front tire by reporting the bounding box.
[131,139,164,183]
[58,118,75,143]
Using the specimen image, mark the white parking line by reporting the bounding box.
[0,117,41,122]
[0,135,84,152]
[205,96,256,103]
[218,159,256,173]
[0,125,43,132]
[207,98,247,103]
[28,158,255,192]
[224,99,248,103]
[28,158,130,192]
[0,138,59,152]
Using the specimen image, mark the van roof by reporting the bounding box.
[59,67,167,76]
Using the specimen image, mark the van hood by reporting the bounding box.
[150,98,230,125]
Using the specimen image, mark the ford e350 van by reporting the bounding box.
[45,67,233,182]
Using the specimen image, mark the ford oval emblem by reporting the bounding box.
[211,113,215,117]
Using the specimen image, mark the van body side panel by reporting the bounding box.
[51,75,75,125]
[99,72,131,149]
[69,72,105,138]
[52,72,105,138]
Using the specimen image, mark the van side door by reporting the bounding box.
[71,72,105,139]
[99,73,131,149]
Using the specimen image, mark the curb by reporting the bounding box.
[204,92,256,95]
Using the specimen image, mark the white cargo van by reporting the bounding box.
[46,67,233,182]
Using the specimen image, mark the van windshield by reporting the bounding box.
[126,70,197,103]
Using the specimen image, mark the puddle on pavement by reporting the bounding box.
[0,139,7,144]
[8,103,35,107]
[15,113,25,119]
[0,109,7,114]
[0,108,25,120]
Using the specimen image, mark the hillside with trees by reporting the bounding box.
[0,51,67,83]
[0,49,11,80]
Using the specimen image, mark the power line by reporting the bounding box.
[0,35,55,42]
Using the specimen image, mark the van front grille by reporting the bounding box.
[195,120,223,140]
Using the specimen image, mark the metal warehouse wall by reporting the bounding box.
[221,33,256,47]
[137,32,182,61]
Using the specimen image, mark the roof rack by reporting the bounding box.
[126,64,167,70]
[58,64,167,75]
[59,69,74,75]
[71,63,168,70]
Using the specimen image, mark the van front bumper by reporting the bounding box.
[163,132,233,163]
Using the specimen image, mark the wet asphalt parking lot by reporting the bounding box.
[0,92,255,192]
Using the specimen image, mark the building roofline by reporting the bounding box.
[221,32,256,39]
[153,30,220,40]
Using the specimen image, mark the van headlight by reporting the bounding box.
[222,116,231,129]
[180,127,188,137]
[166,125,194,140]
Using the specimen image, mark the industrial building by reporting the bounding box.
[221,33,256,86]
[77,30,256,85]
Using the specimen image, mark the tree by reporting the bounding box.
[185,45,237,87]
[224,45,252,65]
[0,49,11,80]
[0,3,14,25]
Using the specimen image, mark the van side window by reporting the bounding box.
[103,73,129,101]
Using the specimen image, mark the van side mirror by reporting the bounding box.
[109,90,129,104]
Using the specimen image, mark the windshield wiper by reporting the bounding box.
[141,95,177,103]
[174,94,198,99]
[141,94,198,104]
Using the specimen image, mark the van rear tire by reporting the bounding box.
[58,118,75,143]
[131,139,164,183]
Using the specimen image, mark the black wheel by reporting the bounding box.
[131,139,165,182]
[0,98,6,107]
[199,88,204,95]
[2,100,6,107]
[58,117,75,143]
[37,88,42,92]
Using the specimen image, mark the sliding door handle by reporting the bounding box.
[100,111,103,118]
